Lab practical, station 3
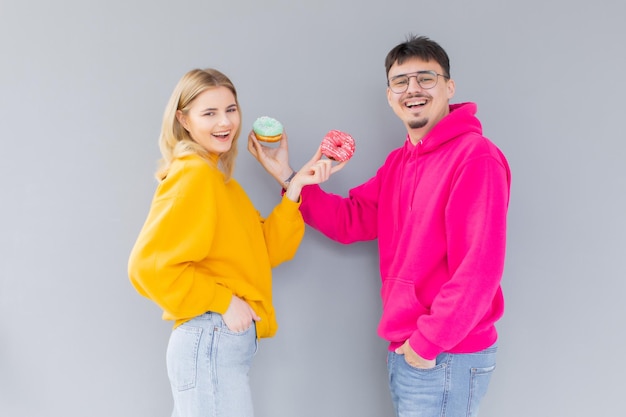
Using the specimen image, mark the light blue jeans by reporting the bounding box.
[166,312,258,417]
[387,344,497,417]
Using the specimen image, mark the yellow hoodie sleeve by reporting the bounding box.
[128,157,232,322]
[261,195,305,267]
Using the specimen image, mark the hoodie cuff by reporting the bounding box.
[409,329,443,361]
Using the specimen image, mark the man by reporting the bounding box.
[248,35,511,417]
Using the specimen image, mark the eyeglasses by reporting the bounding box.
[387,70,449,93]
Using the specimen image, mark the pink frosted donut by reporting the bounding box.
[321,130,355,162]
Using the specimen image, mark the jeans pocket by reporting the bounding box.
[388,352,447,414]
[166,325,203,391]
[468,364,496,416]
[219,322,254,336]
[215,319,258,362]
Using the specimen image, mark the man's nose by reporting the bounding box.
[407,75,423,92]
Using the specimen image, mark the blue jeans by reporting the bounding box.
[387,344,497,417]
[166,312,258,417]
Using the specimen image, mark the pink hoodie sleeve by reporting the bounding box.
[409,151,510,359]
[299,176,381,244]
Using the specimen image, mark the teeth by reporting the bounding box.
[407,100,426,108]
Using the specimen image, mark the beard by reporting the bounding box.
[408,117,428,129]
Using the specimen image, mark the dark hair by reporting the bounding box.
[385,35,451,78]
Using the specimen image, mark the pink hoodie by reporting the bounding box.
[300,102,511,359]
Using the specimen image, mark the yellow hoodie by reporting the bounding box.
[128,154,304,338]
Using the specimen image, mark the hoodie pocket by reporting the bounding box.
[378,277,429,341]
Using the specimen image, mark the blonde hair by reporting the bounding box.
[156,68,241,181]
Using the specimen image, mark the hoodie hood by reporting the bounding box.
[408,102,483,153]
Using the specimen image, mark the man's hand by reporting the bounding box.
[395,340,436,369]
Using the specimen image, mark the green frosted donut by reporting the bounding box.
[253,116,284,141]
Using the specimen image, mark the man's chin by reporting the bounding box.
[408,118,428,129]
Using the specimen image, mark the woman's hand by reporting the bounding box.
[247,130,294,188]
[222,295,261,333]
[284,147,348,202]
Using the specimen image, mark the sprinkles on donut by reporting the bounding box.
[321,130,356,162]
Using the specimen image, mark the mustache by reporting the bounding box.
[404,93,430,100]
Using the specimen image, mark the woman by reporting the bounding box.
[128,68,341,416]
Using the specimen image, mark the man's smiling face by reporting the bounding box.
[386,57,455,144]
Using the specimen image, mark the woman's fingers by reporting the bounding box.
[330,160,348,174]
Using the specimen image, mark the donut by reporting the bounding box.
[320,130,356,162]
[253,116,283,142]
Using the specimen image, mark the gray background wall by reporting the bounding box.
[1,0,624,416]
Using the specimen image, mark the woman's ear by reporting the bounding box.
[176,110,188,131]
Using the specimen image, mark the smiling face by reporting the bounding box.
[176,86,240,155]
[386,57,455,144]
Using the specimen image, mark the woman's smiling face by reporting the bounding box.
[176,86,241,155]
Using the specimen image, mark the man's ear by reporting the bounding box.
[446,78,456,100]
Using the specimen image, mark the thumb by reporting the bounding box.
[307,146,323,165]
[251,308,262,322]
[395,346,403,354]
[279,131,289,150]
[330,160,348,174]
